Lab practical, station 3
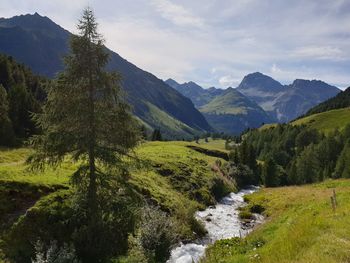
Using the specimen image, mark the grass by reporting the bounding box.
[0,148,75,186]
[203,179,350,263]
[193,138,228,152]
[0,141,235,245]
[199,89,255,115]
[259,123,278,131]
[259,108,350,135]
[143,102,199,139]
[291,107,350,134]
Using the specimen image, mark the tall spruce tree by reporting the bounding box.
[28,8,139,216]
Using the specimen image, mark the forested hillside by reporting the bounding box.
[0,54,45,146]
[228,123,350,187]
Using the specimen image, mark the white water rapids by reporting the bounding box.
[167,186,263,263]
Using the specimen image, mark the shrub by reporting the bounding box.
[249,204,265,214]
[137,206,178,263]
[32,240,79,263]
[239,210,253,220]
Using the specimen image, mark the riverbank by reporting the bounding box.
[202,179,350,263]
[167,187,263,263]
[0,141,235,261]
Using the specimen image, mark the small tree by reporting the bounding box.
[151,128,162,141]
[262,157,279,187]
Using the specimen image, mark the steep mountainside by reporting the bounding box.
[165,79,224,107]
[237,72,285,109]
[302,86,350,117]
[272,79,341,122]
[199,88,273,134]
[0,13,212,139]
[237,72,340,122]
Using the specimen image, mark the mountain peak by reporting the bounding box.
[290,79,339,91]
[0,12,69,37]
[237,72,284,93]
[165,78,180,87]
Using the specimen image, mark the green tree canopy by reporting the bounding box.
[28,7,140,211]
[0,84,15,146]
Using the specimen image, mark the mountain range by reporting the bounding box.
[237,72,340,122]
[0,13,212,139]
[168,73,341,133]
[0,13,342,136]
[166,79,273,134]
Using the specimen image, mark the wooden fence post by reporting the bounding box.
[333,189,337,206]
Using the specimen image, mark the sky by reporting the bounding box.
[1,0,350,89]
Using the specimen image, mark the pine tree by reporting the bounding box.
[28,8,140,216]
[151,128,162,141]
[0,84,15,146]
[334,140,350,178]
[295,144,320,184]
[262,157,279,187]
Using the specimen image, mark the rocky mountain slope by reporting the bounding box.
[237,72,340,122]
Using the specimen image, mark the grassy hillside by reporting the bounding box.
[200,88,264,115]
[203,179,350,263]
[143,103,200,139]
[291,107,350,134]
[194,138,228,152]
[0,141,235,260]
[199,88,272,134]
[259,107,350,134]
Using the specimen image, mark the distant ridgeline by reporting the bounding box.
[0,13,342,138]
[0,13,213,140]
[301,86,350,117]
[0,54,46,146]
[167,73,341,135]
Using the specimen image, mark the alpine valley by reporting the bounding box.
[0,13,341,136]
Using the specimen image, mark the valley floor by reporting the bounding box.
[203,179,350,263]
[2,141,350,262]
[0,139,232,261]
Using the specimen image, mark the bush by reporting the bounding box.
[239,210,253,220]
[226,163,255,188]
[249,204,265,214]
[137,206,178,263]
[4,182,139,263]
[210,177,233,201]
[32,240,79,263]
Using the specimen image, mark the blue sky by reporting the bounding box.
[1,0,350,89]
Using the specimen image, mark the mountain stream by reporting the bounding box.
[167,186,263,263]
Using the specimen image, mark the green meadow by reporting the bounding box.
[203,179,350,263]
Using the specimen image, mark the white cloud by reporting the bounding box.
[150,0,204,28]
[271,64,282,74]
[219,75,241,88]
[292,46,344,61]
[0,0,349,89]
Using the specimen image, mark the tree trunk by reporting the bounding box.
[87,30,98,219]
